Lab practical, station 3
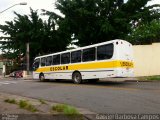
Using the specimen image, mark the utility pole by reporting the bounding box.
[26,42,30,75]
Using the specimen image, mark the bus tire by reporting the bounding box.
[72,72,82,84]
[39,73,45,82]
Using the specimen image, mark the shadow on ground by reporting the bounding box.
[33,79,130,87]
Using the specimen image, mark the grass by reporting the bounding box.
[39,99,47,104]
[52,104,82,119]
[4,99,37,112]
[63,105,80,115]
[146,75,160,80]
[52,104,67,112]
[4,98,82,117]
[138,75,160,81]
[4,99,17,104]
[19,100,38,112]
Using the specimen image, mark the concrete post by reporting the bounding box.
[2,64,6,77]
[26,42,30,75]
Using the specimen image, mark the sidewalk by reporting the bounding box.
[100,77,138,82]
[0,75,33,80]
[22,75,33,80]
[0,92,95,120]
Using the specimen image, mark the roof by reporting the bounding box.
[35,39,131,59]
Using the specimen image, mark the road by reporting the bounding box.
[0,79,160,114]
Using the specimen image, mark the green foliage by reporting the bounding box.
[39,99,47,104]
[52,104,82,119]
[52,104,79,115]
[139,75,160,81]
[63,105,79,115]
[19,100,38,112]
[146,76,160,80]
[46,0,160,46]
[0,8,71,66]
[4,99,17,104]
[138,75,160,81]
[1,0,160,64]
[127,20,160,45]
[19,100,28,108]
[52,104,67,112]
[4,98,37,112]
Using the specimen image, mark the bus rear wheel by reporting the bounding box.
[72,72,82,84]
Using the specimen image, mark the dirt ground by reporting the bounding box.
[0,92,56,114]
[0,101,31,114]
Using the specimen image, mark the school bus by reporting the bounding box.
[33,39,134,84]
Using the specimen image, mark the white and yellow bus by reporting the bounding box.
[33,39,134,84]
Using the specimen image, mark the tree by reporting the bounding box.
[48,0,160,46]
[126,19,160,45]
[0,8,71,68]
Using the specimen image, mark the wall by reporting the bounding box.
[133,43,160,76]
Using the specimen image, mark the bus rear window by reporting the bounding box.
[97,44,113,60]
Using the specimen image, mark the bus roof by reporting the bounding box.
[35,39,131,59]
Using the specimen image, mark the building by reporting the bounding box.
[0,55,13,75]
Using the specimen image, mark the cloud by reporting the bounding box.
[147,0,160,5]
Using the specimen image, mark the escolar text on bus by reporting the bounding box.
[50,66,68,71]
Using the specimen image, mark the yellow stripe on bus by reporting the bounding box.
[35,60,134,73]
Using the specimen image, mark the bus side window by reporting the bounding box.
[82,47,95,62]
[97,44,113,60]
[52,54,60,65]
[33,58,40,70]
[61,52,70,64]
[46,56,52,66]
[41,57,46,66]
[71,50,81,63]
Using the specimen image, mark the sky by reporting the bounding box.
[0,0,59,25]
[0,0,160,53]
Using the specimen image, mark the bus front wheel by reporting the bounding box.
[72,72,82,84]
[39,73,45,82]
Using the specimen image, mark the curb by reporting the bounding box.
[125,79,160,82]
[0,92,96,120]
[125,80,151,82]
[0,77,33,80]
